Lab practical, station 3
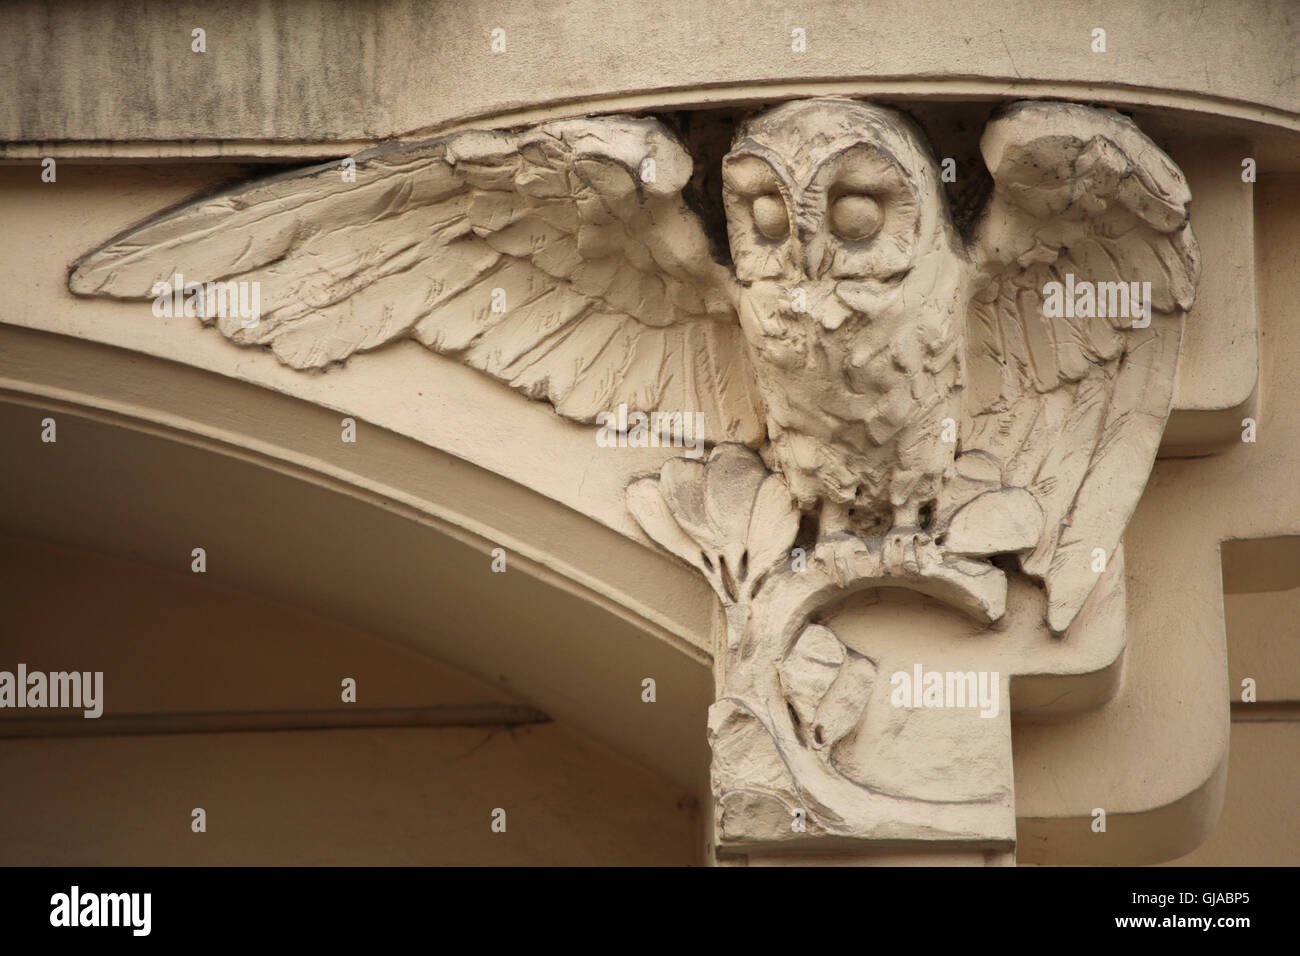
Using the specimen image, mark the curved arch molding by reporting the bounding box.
[4,0,1298,863]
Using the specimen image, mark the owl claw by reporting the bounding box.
[814,535,869,585]
[815,528,937,585]
[813,525,944,586]
[882,527,933,575]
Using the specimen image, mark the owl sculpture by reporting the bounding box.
[69,97,1198,635]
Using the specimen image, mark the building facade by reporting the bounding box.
[0,0,1297,865]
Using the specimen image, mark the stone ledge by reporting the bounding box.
[3,0,1298,152]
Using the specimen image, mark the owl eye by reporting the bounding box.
[751,194,789,240]
[830,194,883,241]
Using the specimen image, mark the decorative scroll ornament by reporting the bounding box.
[70,97,1199,852]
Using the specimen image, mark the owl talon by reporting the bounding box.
[882,528,932,574]
[814,535,869,586]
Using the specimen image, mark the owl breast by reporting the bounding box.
[736,271,965,521]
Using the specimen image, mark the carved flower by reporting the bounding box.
[627,443,799,604]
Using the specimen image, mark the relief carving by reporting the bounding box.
[68,97,1199,854]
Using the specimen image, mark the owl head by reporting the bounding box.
[721,98,963,333]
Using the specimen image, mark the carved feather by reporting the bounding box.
[965,101,1200,633]
[69,118,765,446]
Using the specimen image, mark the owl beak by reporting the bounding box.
[799,230,829,280]
[817,298,851,332]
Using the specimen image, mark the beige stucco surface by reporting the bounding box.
[4,0,1298,155]
[0,532,703,865]
[1,0,1296,866]
[0,723,701,865]
[1164,722,1300,867]
[7,173,1293,867]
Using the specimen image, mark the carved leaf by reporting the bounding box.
[811,654,876,753]
[625,478,704,570]
[779,624,876,753]
[943,487,1044,556]
[744,473,800,584]
[779,625,844,730]
[629,444,797,602]
[704,444,768,573]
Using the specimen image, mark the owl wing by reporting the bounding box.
[963,101,1200,633]
[69,117,764,445]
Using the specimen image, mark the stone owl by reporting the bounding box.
[69,97,1198,634]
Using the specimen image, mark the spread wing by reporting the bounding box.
[69,117,764,445]
[962,100,1200,633]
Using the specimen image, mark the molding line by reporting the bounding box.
[0,705,552,739]
[4,76,1298,163]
